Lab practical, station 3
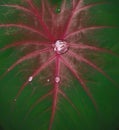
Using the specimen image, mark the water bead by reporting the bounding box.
[53,40,69,54]
[55,76,60,83]
[28,76,33,82]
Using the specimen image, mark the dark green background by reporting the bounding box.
[0,0,119,130]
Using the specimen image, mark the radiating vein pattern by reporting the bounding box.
[0,0,118,130]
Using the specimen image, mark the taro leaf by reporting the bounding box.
[0,0,119,130]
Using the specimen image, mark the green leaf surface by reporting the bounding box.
[0,0,119,130]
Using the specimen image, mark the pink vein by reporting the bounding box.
[7,47,51,72]
[40,0,45,19]
[0,4,32,14]
[45,2,56,35]
[0,3,48,37]
[25,90,53,119]
[62,1,108,38]
[60,56,98,111]
[60,0,67,12]
[0,24,48,39]
[48,56,60,130]
[0,41,52,51]
[75,2,107,14]
[0,4,53,40]
[26,0,54,41]
[65,26,115,39]
[59,90,80,116]
[44,0,55,23]
[61,0,82,38]
[70,43,118,57]
[69,50,118,87]
[15,54,56,99]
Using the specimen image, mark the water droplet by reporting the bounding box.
[55,76,60,83]
[13,98,16,102]
[55,8,61,13]
[53,40,69,54]
[47,79,50,82]
[28,76,33,82]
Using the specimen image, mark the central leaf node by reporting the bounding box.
[53,40,69,54]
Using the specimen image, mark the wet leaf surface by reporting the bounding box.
[0,0,119,130]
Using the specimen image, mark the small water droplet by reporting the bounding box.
[55,76,60,83]
[14,98,16,102]
[55,8,61,13]
[28,76,33,82]
[47,79,50,82]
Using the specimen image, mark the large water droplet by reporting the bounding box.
[53,40,69,54]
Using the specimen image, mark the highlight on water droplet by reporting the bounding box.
[47,79,50,82]
[55,76,60,83]
[28,76,33,82]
